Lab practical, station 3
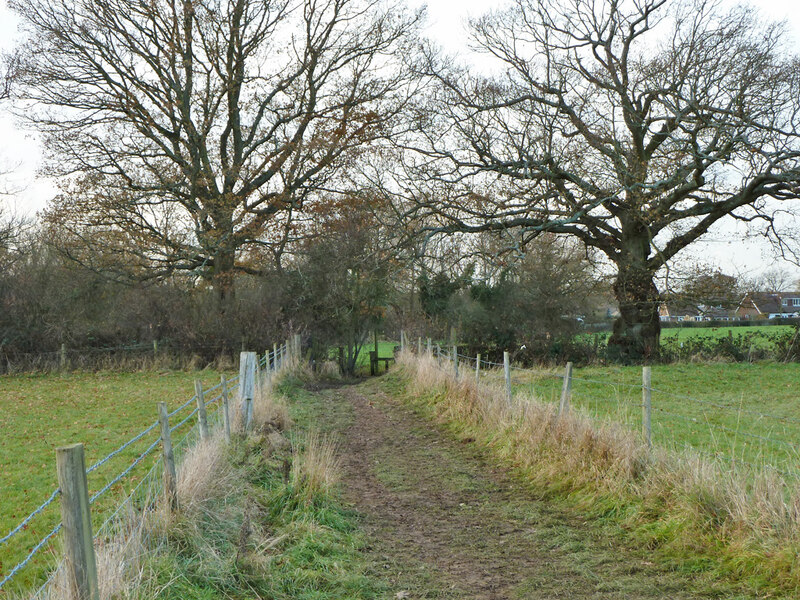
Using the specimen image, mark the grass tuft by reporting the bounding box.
[290,430,342,504]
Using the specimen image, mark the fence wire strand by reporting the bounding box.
[1,366,247,595]
[0,523,61,592]
[0,488,60,547]
[89,438,161,505]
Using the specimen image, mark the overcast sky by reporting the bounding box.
[1,0,799,279]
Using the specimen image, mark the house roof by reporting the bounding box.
[738,292,787,315]
[660,302,700,317]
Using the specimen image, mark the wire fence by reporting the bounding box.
[0,340,258,375]
[0,343,288,598]
[425,345,800,481]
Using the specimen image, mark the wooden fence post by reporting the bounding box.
[152,339,158,358]
[436,344,442,367]
[220,375,231,443]
[60,343,67,371]
[426,337,432,355]
[504,351,512,404]
[475,353,481,385]
[194,379,209,440]
[559,362,573,415]
[452,345,458,378]
[417,337,422,355]
[255,358,262,398]
[56,443,99,600]
[400,329,406,352]
[264,350,271,385]
[157,402,178,511]
[273,342,278,371]
[238,351,257,430]
[642,366,652,447]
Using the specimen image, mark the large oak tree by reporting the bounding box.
[401,0,800,358]
[11,0,422,301]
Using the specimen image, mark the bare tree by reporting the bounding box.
[399,0,800,358]
[673,266,741,309]
[745,267,798,293]
[0,50,21,264]
[11,0,422,303]
[0,52,14,101]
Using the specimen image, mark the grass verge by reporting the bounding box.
[135,432,379,600]
[27,365,384,600]
[396,352,800,598]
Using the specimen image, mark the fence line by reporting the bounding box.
[451,349,800,433]
[431,344,800,481]
[0,340,267,376]
[0,339,296,597]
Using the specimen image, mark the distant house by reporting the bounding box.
[698,305,735,321]
[659,302,701,322]
[660,302,736,322]
[736,292,800,319]
[778,292,800,314]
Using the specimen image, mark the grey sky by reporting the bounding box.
[1,0,799,279]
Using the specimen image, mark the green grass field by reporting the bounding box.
[660,324,795,341]
[0,369,228,593]
[477,361,800,476]
[324,340,398,374]
[584,324,796,350]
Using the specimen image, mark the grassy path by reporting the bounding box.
[290,376,724,600]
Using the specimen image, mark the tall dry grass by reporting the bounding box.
[252,376,291,433]
[399,352,800,592]
[175,433,240,514]
[31,507,152,600]
[229,366,293,434]
[30,378,292,600]
[290,431,341,503]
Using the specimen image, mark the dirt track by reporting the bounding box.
[309,378,722,599]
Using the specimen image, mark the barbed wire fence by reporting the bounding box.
[411,340,800,482]
[0,336,300,599]
[0,339,256,375]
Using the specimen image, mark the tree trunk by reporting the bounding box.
[213,244,236,310]
[608,259,661,361]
